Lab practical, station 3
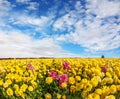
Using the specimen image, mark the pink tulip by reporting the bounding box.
[101,66,107,72]
[49,71,59,80]
[27,63,35,70]
[59,74,68,84]
[63,61,70,70]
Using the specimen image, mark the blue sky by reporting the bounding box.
[0,0,120,58]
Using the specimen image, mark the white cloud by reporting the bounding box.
[53,1,86,32]
[9,13,53,28]
[75,1,83,11]
[0,29,79,58]
[58,18,120,51]
[16,0,39,12]
[16,0,31,4]
[0,0,15,30]
[7,12,55,38]
[0,0,11,10]
[54,0,120,52]
[0,0,13,17]
[27,2,39,10]
[53,10,79,32]
[86,0,120,18]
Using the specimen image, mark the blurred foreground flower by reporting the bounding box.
[59,74,68,84]
[6,88,13,96]
[27,63,35,70]
[45,93,52,99]
[49,71,59,80]
[63,61,70,70]
[101,66,107,72]
[45,77,53,84]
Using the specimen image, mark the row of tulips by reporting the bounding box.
[0,58,120,99]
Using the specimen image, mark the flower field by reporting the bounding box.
[0,58,120,99]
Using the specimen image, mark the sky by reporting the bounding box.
[0,0,120,58]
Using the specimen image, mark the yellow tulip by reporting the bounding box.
[68,77,75,85]
[45,77,53,85]
[56,93,61,99]
[28,86,34,91]
[6,88,13,96]
[45,93,52,99]
[60,82,67,89]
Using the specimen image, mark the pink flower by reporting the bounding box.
[49,71,59,80]
[59,74,68,84]
[27,63,35,70]
[101,66,107,72]
[63,61,70,70]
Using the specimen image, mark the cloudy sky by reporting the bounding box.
[0,0,120,58]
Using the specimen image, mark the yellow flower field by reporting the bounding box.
[0,58,120,99]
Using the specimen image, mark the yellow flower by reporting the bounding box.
[102,86,110,96]
[81,78,88,84]
[75,76,81,81]
[3,82,9,88]
[28,86,34,91]
[21,93,26,99]
[60,82,67,89]
[76,83,83,91]
[105,95,115,99]
[82,90,88,97]
[45,93,52,99]
[17,89,24,97]
[31,81,38,89]
[110,85,117,94]
[62,95,66,99]
[91,76,99,87]
[0,79,3,86]
[106,72,112,78]
[87,94,93,99]
[89,93,100,99]
[15,90,20,96]
[70,85,76,93]
[56,93,61,99]
[71,69,76,75]
[69,77,75,84]
[20,84,28,92]
[13,84,19,90]
[94,69,101,76]
[94,94,100,99]
[95,88,102,95]
[38,73,43,78]
[116,85,120,91]
[107,78,113,84]
[6,88,13,96]
[45,77,53,84]
[113,74,118,84]
[6,79,11,85]
[84,82,92,92]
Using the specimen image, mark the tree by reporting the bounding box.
[101,55,105,58]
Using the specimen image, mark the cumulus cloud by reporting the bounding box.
[86,0,120,18]
[0,0,15,29]
[54,0,120,52]
[27,2,39,10]
[0,0,13,17]
[53,1,84,32]
[7,12,54,37]
[9,14,52,27]
[0,29,79,58]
